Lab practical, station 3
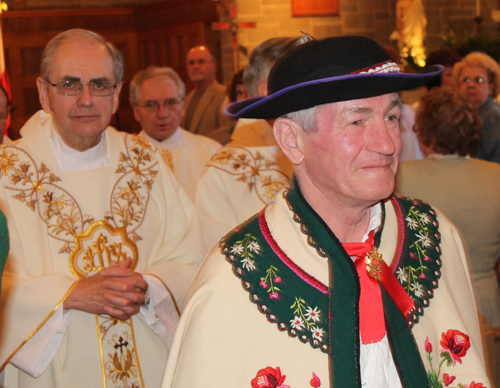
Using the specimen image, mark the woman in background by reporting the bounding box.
[396,87,500,330]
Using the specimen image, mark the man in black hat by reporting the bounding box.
[160,36,490,388]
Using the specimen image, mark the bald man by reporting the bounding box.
[182,46,233,136]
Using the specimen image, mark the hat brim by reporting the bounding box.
[226,65,442,119]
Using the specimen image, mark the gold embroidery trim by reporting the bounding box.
[69,221,139,280]
[144,273,181,317]
[207,146,289,205]
[0,281,80,372]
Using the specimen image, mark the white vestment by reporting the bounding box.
[195,118,293,250]
[0,111,206,388]
[138,128,221,201]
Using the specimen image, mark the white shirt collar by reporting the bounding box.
[361,202,382,243]
[49,125,110,172]
[139,127,183,149]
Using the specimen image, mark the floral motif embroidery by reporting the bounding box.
[251,367,290,388]
[231,233,262,271]
[425,330,485,388]
[260,265,281,299]
[290,297,322,332]
[251,367,322,388]
[207,146,289,205]
[392,196,442,327]
[222,210,330,353]
[159,149,174,172]
[0,134,157,388]
[401,205,436,296]
[105,334,141,387]
[310,372,321,387]
[440,330,471,366]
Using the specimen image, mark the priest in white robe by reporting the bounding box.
[0,29,205,388]
[161,36,490,388]
[130,66,221,201]
[195,37,304,250]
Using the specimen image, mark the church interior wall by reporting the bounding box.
[2,0,500,137]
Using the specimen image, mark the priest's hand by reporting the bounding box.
[63,258,149,320]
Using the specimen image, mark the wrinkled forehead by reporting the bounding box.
[139,76,181,99]
[187,48,214,62]
[49,40,115,80]
[319,92,402,116]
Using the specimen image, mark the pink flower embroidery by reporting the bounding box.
[260,280,268,289]
[425,337,432,353]
[270,292,279,299]
[251,367,290,388]
[310,372,321,387]
[275,276,282,283]
[410,252,416,259]
[442,373,456,386]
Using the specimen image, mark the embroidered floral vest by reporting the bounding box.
[220,180,442,388]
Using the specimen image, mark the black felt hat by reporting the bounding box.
[225,36,442,119]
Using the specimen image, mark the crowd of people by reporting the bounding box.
[0,27,497,388]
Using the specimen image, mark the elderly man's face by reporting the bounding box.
[186,47,216,86]
[298,93,401,208]
[133,77,184,141]
[37,40,121,151]
[458,65,493,107]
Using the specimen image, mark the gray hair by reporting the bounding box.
[281,105,321,133]
[243,37,306,97]
[453,51,500,97]
[129,66,186,105]
[40,29,125,84]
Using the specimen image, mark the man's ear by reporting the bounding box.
[112,82,123,114]
[133,105,141,123]
[36,77,51,112]
[274,118,305,165]
[256,82,268,97]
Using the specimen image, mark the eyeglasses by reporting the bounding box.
[460,76,488,85]
[46,79,118,97]
[136,99,183,112]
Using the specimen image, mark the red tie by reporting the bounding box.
[342,231,385,344]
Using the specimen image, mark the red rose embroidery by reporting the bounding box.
[439,329,470,365]
[465,382,486,388]
[251,366,290,388]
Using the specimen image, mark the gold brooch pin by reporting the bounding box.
[365,247,382,280]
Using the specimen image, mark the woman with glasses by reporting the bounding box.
[453,51,500,163]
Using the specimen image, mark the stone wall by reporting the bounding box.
[215,0,500,84]
[5,0,500,86]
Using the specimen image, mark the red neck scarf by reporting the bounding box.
[342,230,414,344]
